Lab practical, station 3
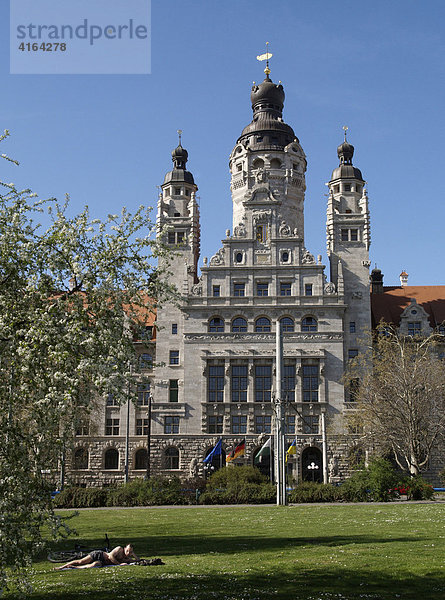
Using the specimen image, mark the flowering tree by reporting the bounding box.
[0,131,176,591]
[348,325,445,477]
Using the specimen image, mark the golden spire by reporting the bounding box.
[256,41,273,77]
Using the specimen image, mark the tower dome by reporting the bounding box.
[237,75,296,151]
[163,143,195,185]
[331,136,363,181]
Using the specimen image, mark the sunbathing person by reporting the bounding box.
[55,544,138,570]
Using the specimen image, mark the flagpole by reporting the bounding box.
[275,319,286,505]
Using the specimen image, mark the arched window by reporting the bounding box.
[209,317,224,333]
[104,448,119,470]
[134,448,148,470]
[252,158,264,169]
[73,448,89,470]
[255,317,271,332]
[232,317,247,332]
[165,447,180,470]
[280,317,294,332]
[270,158,281,169]
[301,317,318,332]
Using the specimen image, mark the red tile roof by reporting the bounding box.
[371,286,445,328]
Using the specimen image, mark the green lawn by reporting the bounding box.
[9,504,445,600]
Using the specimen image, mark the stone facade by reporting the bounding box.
[66,70,445,488]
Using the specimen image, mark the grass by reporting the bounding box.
[7,503,445,600]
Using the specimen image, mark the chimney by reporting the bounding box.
[400,270,408,287]
[370,267,384,294]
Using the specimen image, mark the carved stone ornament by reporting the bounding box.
[352,291,363,299]
[191,283,202,296]
[324,282,336,295]
[210,248,225,266]
[189,458,199,478]
[252,210,271,224]
[187,264,195,274]
[255,169,267,184]
[301,248,315,264]
[234,222,247,237]
[328,455,339,479]
[279,220,291,237]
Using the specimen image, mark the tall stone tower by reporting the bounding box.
[229,72,307,243]
[326,133,371,378]
[155,140,200,405]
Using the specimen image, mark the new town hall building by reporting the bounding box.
[69,69,445,487]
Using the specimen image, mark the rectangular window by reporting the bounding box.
[168,231,176,244]
[304,284,313,296]
[169,350,179,365]
[302,364,319,402]
[164,416,179,434]
[237,163,242,172]
[213,285,220,297]
[349,378,360,402]
[334,185,340,194]
[233,283,245,297]
[350,229,358,241]
[303,415,319,434]
[75,422,89,436]
[356,185,362,194]
[169,379,179,403]
[408,322,421,336]
[176,231,185,245]
[285,415,296,434]
[208,365,224,402]
[255,365,272,402]
[232,415,247,434]
[138,353,153,370]
[257,283,269,297]
[350,321,356,333]
[283,364,296,402]
[174,187,181,195]
[341,229,349,242]
[208,415,223,434]
[256,224,268,243]
[135,418,148,436]
[105,418,119,436]
[255,415,271,434]
[231,365,248,402]
[137,383,151,406]
[171,323,178,335]
[280,282,292,296]
[106,393,119,406]
[344,183,351,192]
[348,349,359,360]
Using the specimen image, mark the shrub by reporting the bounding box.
[200,466,275,504]
[341,457,400,502]
[53,487,108,508]
[107,477,191,506]
[288,482,343,503]
[403,476,435,500]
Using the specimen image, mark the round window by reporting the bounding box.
[235,252,243,263]
[411,310,417,315]
[282,252,289,262]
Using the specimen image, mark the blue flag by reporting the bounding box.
[203,438,222,464]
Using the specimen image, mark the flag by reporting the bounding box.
[203,438,222,464]
[286,438,297,462]
[226,439,245,464]
[254,437,271,464]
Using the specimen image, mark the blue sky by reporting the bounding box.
[1,0,444,286]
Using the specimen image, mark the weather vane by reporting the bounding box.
[177,129,182,145]
[343,125,348,141]
[256,41,273,77]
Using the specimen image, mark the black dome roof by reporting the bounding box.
[163,143,195,185]
[237,76,296,151]
[331,136,364,181]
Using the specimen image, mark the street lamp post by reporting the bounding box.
[145,393,152,479]
[307,461,319,482]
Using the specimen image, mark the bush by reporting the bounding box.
[288,482,343,503]
[403,476,435,500]
[53,487,108,508]
[341,457,400,502]
[200,466,275,504]
[107,477,191,506]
